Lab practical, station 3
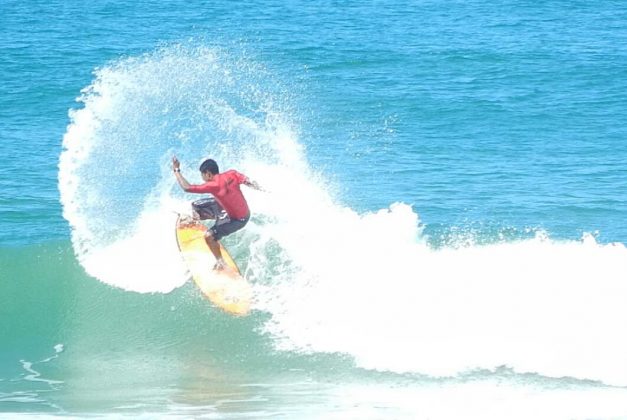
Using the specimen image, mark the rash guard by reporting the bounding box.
[186,170,250,219]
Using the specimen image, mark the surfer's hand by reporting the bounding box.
[245,178,264,191]
[172,156,180,172]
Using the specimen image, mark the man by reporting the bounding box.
[172,156,261,270]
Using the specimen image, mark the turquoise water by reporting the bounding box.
[2,0,627,418]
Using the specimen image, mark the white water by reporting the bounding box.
[247,155,627,385]
[255,219,627,385]
[59,46,627,391]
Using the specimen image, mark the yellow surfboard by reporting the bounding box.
[175,216,252,316]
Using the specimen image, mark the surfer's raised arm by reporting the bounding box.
[172,156,194,191]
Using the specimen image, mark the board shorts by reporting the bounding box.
[209,214,250,241]
[191,198,249,241]
[192,197,224,220]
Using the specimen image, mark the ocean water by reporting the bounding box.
[2,0,627,418]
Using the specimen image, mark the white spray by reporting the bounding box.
[59,45,627,387]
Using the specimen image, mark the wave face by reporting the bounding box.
[59,45,627,387]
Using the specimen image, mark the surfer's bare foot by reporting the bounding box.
[178,215,195,226]
[213,259,226,271]
[179,215,203,228]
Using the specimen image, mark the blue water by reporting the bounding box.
[2,0,627,418]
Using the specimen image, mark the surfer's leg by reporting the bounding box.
[211,216,249,239]
[208,216,249,270]
[204,230,225,270]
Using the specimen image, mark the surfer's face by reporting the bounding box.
[201,171,213,182]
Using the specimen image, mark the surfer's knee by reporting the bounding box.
[205,230,218,242]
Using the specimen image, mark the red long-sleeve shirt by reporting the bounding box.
[186,170,250,219]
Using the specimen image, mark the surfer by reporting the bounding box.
[172,156,262,270]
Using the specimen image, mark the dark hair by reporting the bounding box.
[199,159,219,175]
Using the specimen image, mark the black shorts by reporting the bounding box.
[209,214,250,241]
